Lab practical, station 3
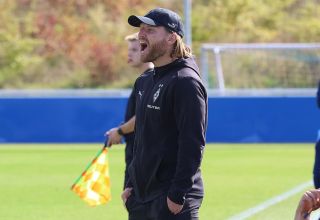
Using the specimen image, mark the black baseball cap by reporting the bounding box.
[128,8,184,38]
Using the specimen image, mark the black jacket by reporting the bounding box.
[123,68,154,189]
[123,90,136,143]
[124,68,154,143]
[127,57,208,205]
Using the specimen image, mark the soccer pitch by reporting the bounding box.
[0,143,314,220]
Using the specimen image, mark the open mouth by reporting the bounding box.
[140,42,148,52]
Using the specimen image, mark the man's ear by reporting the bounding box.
[167,33,177,45]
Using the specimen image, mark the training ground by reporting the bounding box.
[0,143,315,220]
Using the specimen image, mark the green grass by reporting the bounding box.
[0,144,314,220]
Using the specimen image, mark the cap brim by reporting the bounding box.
[128,15,157,27]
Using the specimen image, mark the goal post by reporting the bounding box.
[200,43,320,92]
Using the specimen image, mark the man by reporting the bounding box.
[313,81,320,188]
[105,32,153,188]
[122,8,208,220]
[295,189,320,220]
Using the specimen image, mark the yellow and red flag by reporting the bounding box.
[71,147,111,206]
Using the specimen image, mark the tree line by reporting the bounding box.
[0,0,319,88]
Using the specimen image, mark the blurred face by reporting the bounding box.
[138,24,171,63]
[127,40,142,68]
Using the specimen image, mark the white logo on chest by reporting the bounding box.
[153,84,163,103]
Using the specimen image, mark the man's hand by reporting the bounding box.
[167,197,183,215]
[105,127,122,147]
[295,189,320,220]
[121,187,133,204]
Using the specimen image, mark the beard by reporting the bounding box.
[141,38,167,63]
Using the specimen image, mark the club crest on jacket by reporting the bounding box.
[153,84,163,103]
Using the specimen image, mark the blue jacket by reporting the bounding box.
[317,81,320,109]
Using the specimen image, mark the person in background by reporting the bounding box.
[105,32,153,188]
[122,8,208,220]
[313,81,320,188]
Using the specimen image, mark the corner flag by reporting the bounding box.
[71,147,111,206]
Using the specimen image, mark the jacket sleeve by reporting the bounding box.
[124,78,140,190]
[123,89,135,189]
[168,76,207,205]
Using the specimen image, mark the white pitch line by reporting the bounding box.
[227,180,313,220]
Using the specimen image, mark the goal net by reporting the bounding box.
[200,43,320,92]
